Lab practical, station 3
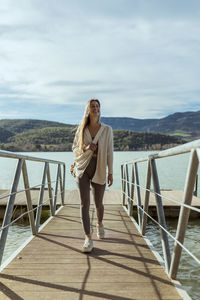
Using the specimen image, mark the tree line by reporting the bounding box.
[0,126,184,152]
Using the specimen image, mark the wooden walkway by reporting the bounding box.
[0,201,185,299]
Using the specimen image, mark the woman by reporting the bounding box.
[72,99,113,252]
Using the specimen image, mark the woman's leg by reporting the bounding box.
[77,158,97,237]
[77,172,91,236]
[91,182,106,224]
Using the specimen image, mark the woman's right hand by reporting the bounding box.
[85,143,97,152]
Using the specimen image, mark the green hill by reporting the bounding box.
[0,119,72,135]
[113,130,183,151]
[0,119,183,152]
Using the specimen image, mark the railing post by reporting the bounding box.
[150,158,171,273]
[61,164,66,205]
[22,161,36,235]
[141,159,151,235]
[35,162,48,233]
[130,164,135,199]
[169,149,199,279]
[53,164,61,214]
[0,158,24,265]
[121,164,126,206]
[193,174,198,197]
[134,162,143,230]
[59,165,64,206]
[125,164,131,216]
[47,163,54,216]
[129,164,134,216]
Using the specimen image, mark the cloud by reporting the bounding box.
[0,0,200,122]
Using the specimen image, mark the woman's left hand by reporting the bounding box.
[107,174,113,187]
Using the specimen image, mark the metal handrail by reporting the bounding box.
[122,178,200,213]
[0,189,63,232]
[121,190,200,266]
[0,150,66,265]
[0,150,64,164]
[0,181,57,200]
[124,139,200,164]
[121,139,200,279]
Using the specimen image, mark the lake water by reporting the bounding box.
[0,151,200,299]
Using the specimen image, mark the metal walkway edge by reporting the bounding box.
[0,203,185,300]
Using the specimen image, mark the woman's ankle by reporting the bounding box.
[85,234,92,239]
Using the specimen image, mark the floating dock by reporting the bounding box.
[1,189,199,219]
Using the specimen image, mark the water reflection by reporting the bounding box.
[1,223,31,263]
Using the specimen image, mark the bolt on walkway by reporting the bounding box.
[0,198,185,299]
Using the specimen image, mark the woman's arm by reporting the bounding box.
[72,127,97,156]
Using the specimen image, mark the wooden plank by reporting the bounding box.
[0,204,183,300]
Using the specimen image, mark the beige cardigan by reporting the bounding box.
[72,123,113,184]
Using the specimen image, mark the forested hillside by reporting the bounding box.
[0,119,183,152]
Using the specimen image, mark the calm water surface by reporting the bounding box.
[0,151,200,299]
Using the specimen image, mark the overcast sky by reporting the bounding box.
[0,0,200,124]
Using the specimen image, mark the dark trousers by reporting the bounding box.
[77,157,106,235]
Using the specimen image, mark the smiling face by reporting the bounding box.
[89,100,100,119]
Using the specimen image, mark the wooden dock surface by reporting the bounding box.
[0,202,184,299]
[1,189,199,206]
[1,188,199,219]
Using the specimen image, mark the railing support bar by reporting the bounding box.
[53,164,61,214]
[130,164,135,200]
[59,166,64,206]
[169,149,199,279]
[193,174,198,197]
[129,164,134,216]
[0,158,24,265]
[62,164,66,205]
[150,158,171,273]
[47,164,54,216]
[22,161,36,235]
[121,165,126,206]
[134,162,143,229]
[125,164,131,216]
[141,159,151,235]
[35,162,48,233]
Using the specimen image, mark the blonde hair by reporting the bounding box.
[78,99,100,152]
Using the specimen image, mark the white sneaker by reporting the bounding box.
[97,224,105,239]
[82,238,93,253]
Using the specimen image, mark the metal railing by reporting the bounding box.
[0,150,66,265]
[121,139,200,279]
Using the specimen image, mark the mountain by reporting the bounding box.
[101,110,200,140]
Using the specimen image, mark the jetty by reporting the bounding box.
[0,140,200,299]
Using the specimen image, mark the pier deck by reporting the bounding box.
[0,192,185,299]
[1,189,199,219]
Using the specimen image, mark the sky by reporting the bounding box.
[0,0,200,124]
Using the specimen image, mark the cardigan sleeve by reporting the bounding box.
[72,127,81,157]
[107,126,113,174]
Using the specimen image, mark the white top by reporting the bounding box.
[72,123,113,185]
